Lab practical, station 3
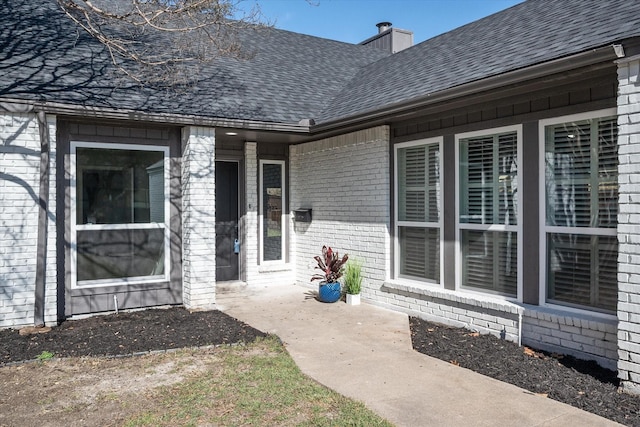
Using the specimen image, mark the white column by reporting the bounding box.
[44,114,57,325]
[243,142,259,284]
[0,112,40,327]
[617,54,640,394]
[182,126,216,309]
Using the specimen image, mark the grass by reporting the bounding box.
[124,336,392,427]
[36,350,54,361]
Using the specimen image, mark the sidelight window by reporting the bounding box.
[259,160,286,263]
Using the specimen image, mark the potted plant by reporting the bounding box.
[311,245,348,303]
[343,260,363,305]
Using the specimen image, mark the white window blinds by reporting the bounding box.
[398,144,440,223]
[396,142,440,283]
[545,117,617,229]
[460,133,517,225]
[544,115,617,312]
[459,130,519,297]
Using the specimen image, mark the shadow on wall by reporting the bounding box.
[293,217,311,234]
[0,0,266,120]
[0,116,46,324]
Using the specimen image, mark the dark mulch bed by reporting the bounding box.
[0,307,267,365]
[6,308,640,424]
[410,316,640,426]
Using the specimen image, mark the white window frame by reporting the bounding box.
[538,108,618,317]
[259,159,286,264]
[394,137,443,285]
[455,125,523,301]
[70,141,171,288]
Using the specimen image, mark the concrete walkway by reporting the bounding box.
[217,283,620,427]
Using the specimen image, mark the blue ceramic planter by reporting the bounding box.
[318,282,341,303]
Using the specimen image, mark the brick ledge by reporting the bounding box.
[382,280,524,315]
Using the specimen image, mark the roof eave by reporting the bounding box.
[312,44,621,134]
[0,98,310,133]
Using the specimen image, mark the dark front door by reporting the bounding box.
[215,161,239,281]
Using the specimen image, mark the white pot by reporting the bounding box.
[346,293,361,306]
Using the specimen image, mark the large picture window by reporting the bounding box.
[259,160,286,263]
[395,139,441,283]
[542,110,617,312]
[458,127,521,297]
[71,142,169,287]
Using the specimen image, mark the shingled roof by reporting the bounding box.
[319,0,640,124]
[2,0,640,128]
[0,0,389,125]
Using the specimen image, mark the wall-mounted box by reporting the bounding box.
[294,209,312,222]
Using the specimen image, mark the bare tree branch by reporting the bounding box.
[56,0,269,86]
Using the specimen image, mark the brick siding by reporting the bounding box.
[0,112,57,328]
[243,142,259,283]
[617,55,640,393]
[380,282,522,342]
[243,142,296,287]
[522,308,617,370]
[181,126,216,309]
[289,126,391,296]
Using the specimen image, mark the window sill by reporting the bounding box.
[383,279,524,315]
[383,280,617,323]
[531,302,617,323]
[258,263,292,274]
[73,275,169,289]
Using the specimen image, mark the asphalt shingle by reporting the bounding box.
[2,0,640,126]
[0,0,389,124]
[318,0,640,123]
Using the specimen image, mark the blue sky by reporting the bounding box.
[240,0,524,45]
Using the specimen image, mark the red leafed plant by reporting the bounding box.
[311,246,349,284]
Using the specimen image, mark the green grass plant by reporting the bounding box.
[36,350,54,361]
[343,260,363,295]
[125,336,392,426]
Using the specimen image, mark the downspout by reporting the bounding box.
[34,111,50,327]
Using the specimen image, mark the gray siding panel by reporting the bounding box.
[521,121,539,305]
[392,70,616,142]
[442,134,456,291]
[61,121,183,317]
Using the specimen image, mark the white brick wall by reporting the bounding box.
[44,114,57,325]
[243,142,296,287]
[378,281,617,369]
[182,126,216,309]
[522,308,617,370]
[617,55,640,393]
[380,281,522,342]
[243,142,258,284]
[0,112,57,328]
[290,126,391,296]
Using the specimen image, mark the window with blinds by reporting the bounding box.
[544,115,618,312]
[396,140,441,283]
[459,130,519,297]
